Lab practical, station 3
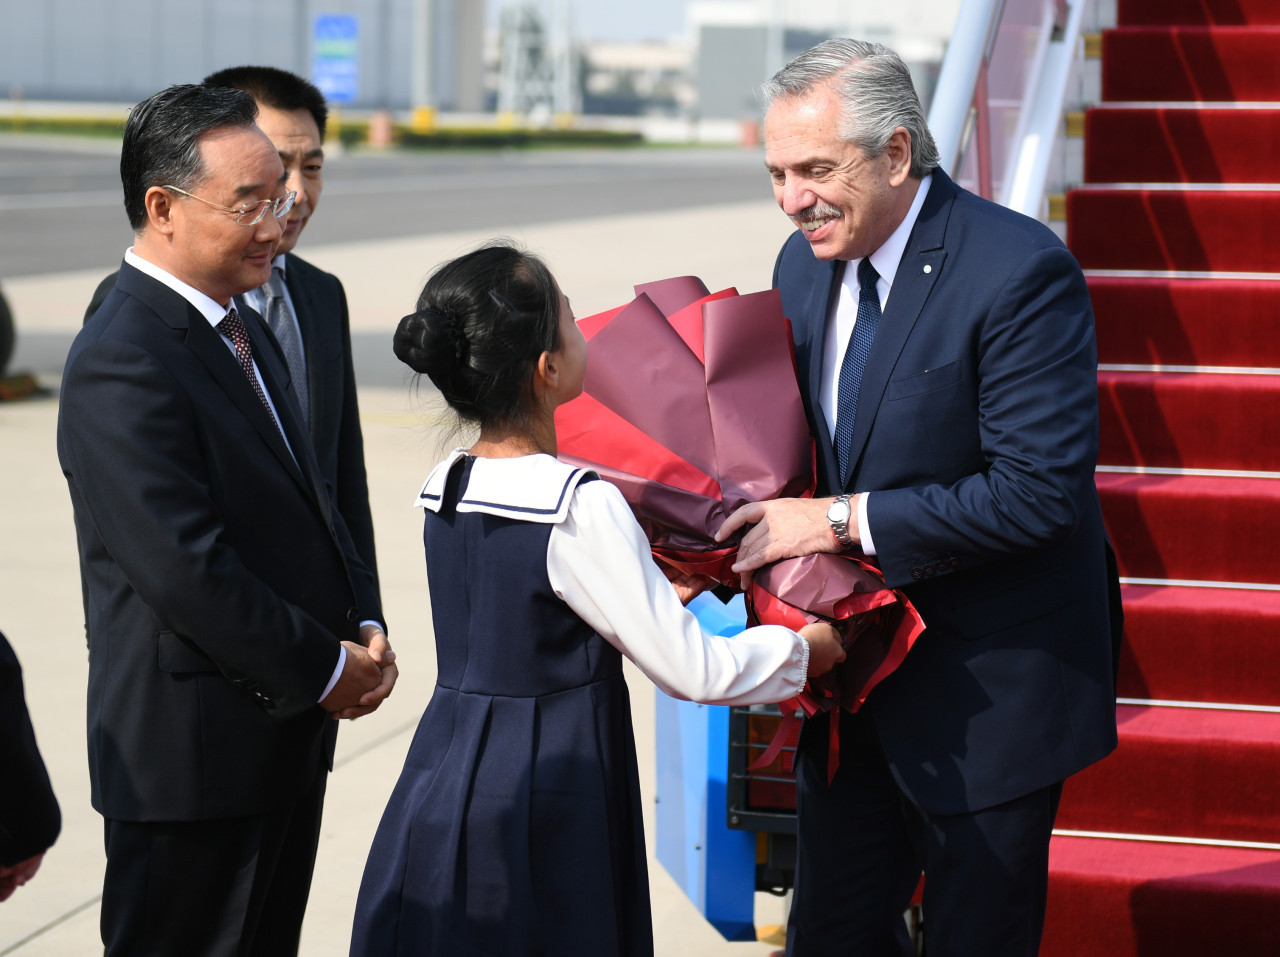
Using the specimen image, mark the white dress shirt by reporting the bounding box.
[417,451,810,705]
[817,174,934,554]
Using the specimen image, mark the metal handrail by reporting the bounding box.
[1001,0,1091,217]
[928,0,1007,180]
[929,0,1092,219]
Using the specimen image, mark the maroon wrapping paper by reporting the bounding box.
[556,277,925,753]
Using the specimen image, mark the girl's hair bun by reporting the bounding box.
[394,305,467,377]
[395,240,562,431]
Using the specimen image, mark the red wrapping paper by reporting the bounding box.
[556,277,925,776]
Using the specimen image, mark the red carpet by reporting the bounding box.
[1091,277,1280,367]
[1098,370,1280,471]
[1102,28,1280,102]
[1085,108,1280,184]
[1057,705,1280,842]
[1057,0,1280,950]
[1118,584,1280,706]
[1098,472,1280,583]
[1068,189,1280,272]
[1042,838,1280,957]
[1119,0,1280,25]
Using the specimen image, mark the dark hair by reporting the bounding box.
[203,65,329,140]
[120,84,259,232]
[394,241,562,431]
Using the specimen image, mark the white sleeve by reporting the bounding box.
[546,479,808,706]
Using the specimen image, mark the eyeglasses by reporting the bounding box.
[162,185,297,226]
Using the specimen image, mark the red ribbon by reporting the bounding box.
[742,558,926,786]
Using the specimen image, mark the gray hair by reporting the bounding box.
[761,38,939,178]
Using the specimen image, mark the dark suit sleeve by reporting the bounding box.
[329,277,380,588]
[84,272,119,325]
[0,633,60,867]
[867,244,1101,586]
[58,338,342,717]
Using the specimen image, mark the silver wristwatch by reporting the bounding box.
[826,494,854,549]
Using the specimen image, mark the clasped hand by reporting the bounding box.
[0,853,45,902]
[320,623,398,720]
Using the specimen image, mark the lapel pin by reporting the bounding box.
[923,264,933,274]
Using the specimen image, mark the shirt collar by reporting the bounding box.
[124,247,232,328]
[415,449,598,524]
[866,172,933,290]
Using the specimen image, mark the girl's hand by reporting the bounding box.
[799,621,846,678]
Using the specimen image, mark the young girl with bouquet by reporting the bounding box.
[350,241,844,957]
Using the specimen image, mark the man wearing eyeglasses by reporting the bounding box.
[56,83,396,957]
[85,67,380,593]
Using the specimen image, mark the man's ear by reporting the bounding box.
[886,127,913,187]
[143,186,177,237]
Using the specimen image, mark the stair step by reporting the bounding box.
[1096,472,1280,583]
[1118,0,1280,27]
[1090,276,1280,368]
[1102,27,1280,102]
[1043,835,1280,956]
[1119,584,1280,706]
[1085,107,1280,184]
[1098,370,1280,472]
[1067,188,1280,272]
[1057,705,1280,842]
[1050,4,1280,954]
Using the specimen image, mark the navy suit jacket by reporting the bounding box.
[58,261,382,822]
[0,631,60,866]
[281,253,379,584]
[775,169,1119,814]
[85,257,380,589]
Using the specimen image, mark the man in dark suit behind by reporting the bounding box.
[85,66,379,582]
[720,40,1120,956]
[58,84,396,956]
[0,629,60,902]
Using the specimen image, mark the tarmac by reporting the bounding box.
[0,197,798,955]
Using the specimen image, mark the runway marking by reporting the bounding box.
[0,894,100,954]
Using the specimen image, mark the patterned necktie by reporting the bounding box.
[262,267,309,426]
[833,258,882,483]
[217,307,283,438]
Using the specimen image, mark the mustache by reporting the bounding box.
[794,202,842,222]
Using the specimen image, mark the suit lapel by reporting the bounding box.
[844,172,956,487]
[183,311,305,478]
[112,270,275,461]
[241,310,334,527]
[115,262,333,523]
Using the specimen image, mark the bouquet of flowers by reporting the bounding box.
[556,276,924,775]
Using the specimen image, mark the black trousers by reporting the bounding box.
[786,709,1063,957]
[101,772,327,957]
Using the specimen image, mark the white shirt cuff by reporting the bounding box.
[318,645,346,703]
[857,491,876,556]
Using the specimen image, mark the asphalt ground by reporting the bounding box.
[0,135,799,955]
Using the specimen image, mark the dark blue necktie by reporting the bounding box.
[833,258,882,482]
